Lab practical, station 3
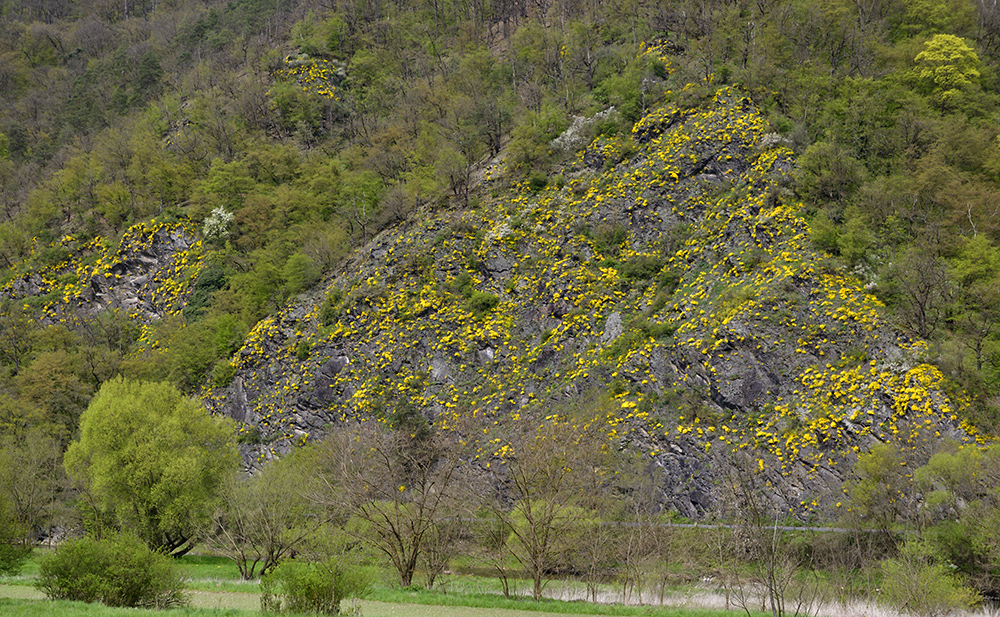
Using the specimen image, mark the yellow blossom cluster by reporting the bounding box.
[272,56,342,101]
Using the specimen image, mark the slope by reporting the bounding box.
[203,81,982,518]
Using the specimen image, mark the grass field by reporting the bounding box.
[0,552,764,617]
[0,595,761,617]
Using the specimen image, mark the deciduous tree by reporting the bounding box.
[64,377,238,555]
[480,403,618,601]
[207,449,326,580]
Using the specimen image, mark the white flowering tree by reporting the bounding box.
[203,207,234,243]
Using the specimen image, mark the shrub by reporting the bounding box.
[467,290,500,316]
[527,171,548,193]
[183,264,227,321]
[296,339,312,361]
[879,538,981,617]
[590,222,628,257]
[319,287,344,326]
[212,359,236,388]
[0,542,30,577]
[37,533,187,608]
[617,255,665,282]
[260,559,371,615]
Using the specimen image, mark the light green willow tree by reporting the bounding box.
[65,377,238,555]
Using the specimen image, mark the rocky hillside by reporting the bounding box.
[186,85,981,518]
[1,221,202,346]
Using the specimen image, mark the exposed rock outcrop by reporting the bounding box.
[2,221,202,325]
[199,87,981,517]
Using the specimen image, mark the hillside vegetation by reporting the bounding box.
[2,0,1000,613]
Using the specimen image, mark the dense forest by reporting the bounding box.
[3,0,1000,613]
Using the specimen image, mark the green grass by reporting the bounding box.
[0,595,765,617]
[177,555,244,580]
[176,556,259,593]
[365,587,766,617]
[1,551,764,617]
[0,597,257,616]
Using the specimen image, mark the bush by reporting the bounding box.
[212,359,236,388]
[527,171,548,193]
[467,290,500,316]
[296,339,312,361]
[617,255,665,282]
[319,287,344,326]
[879,538,981,617]
[37,533,187,608]
[260,559,371,615]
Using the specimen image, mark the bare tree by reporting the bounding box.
[720,452,819,617]
[882,245,952,340]
[312,418,467,588]
[0,428,66,546]
[480,408,617,601]
[206,451,326,580]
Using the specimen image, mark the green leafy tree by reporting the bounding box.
[64,377,238,556]
[914,34,981,107]
[844,443,912,534]
[915,444,1000,595]
[15,349,93,440]
[880,537,981,617]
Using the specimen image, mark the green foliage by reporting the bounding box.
[296,339,312,361]
[212,360,236,388]
[505,105,570,175]
[913,444,1000,595]
[319,287,344,326]
[282,252,320,296]
[260,559,372,615]
[879,538,981,617]
[183,264,228,321]
[0,427,64,561]
[63,378,239,555]
[467,290,500,317]
[795,142,865,204]
[844,443,909,533]
[527,171,548,193]
[914,34,981,105]
[586,222,628,258]
[603,315,676,360]
[450,270,500,317]
[36,533,186,609]
[809,210,840,254]
[839,208,872,267]
[617,255,665,283]
[208,450,327,581]
[0,496,30,576]
[160,314,245,393]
